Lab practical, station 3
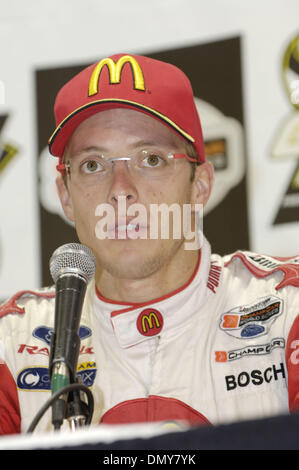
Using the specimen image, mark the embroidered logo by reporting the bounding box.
[88,55,145,96]
[219,295,283,339]
[215,337,285,362]
[137,308,164,336]
[17,362,96,391]
[33,325,91,345]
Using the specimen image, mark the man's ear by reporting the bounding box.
[191,161,214,207]
[56,175,75,222]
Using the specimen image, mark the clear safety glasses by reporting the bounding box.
[57,149,198,184]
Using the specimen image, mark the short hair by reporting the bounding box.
[184,142,201,181]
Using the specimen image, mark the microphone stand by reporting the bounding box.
[50,355,91,431]
[66,377,90,431]
[26,382,94,434]
[50,363,91,431]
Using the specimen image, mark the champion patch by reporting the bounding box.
[215,337,285,362]
[220,295,283,339]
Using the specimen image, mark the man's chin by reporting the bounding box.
[95,239,182,281]
[99,258,157,281]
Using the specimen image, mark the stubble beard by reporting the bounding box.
[96,237,185,281]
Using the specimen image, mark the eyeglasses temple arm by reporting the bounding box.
[173,153,199,163]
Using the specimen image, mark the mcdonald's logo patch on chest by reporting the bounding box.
[137,308,164,337]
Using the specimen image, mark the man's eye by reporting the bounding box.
[81,160,102,173]
[143,153,164,167]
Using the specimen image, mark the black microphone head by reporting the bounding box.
[50,243,96,283]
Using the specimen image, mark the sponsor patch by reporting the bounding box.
[77,362,97,387]
[17,343,94,356]
[220,296,283,339]
[18,344,49,356]
[215,337,285,362]
[136,308,164,336]
[17,362,96,391]
[33,325,92,345]
[207,263,222,294]
[17,366,50,391]
[225,362,286,391]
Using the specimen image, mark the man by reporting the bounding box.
[1,53,299,435]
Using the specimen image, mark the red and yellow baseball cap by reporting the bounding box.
[48,53,205,163]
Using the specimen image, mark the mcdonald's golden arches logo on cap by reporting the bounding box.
[88,55,146,96]
[137,308,164,337]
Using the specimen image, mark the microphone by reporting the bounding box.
[49,243,96,430]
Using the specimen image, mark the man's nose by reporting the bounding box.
[107,161,138,207]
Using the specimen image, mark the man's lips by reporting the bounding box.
[106,219,148,239]
[106,217,146,230]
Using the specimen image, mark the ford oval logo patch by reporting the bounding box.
[241,324,265,338]
[33,325,92,345]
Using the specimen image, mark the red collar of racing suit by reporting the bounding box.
[93,237,213,348]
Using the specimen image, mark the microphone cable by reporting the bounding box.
[26,382,94,433]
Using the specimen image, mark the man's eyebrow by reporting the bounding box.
[131,139,183,150]
[70,141,161,157]
[70,146,107,157]
[130,140,160,148]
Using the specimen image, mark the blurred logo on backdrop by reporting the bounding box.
[0,115,19,288]
[194,98,245,215]
[0,116,18,176]
[271,33,299,225]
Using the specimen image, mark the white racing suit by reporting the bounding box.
[1,237,299,434]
